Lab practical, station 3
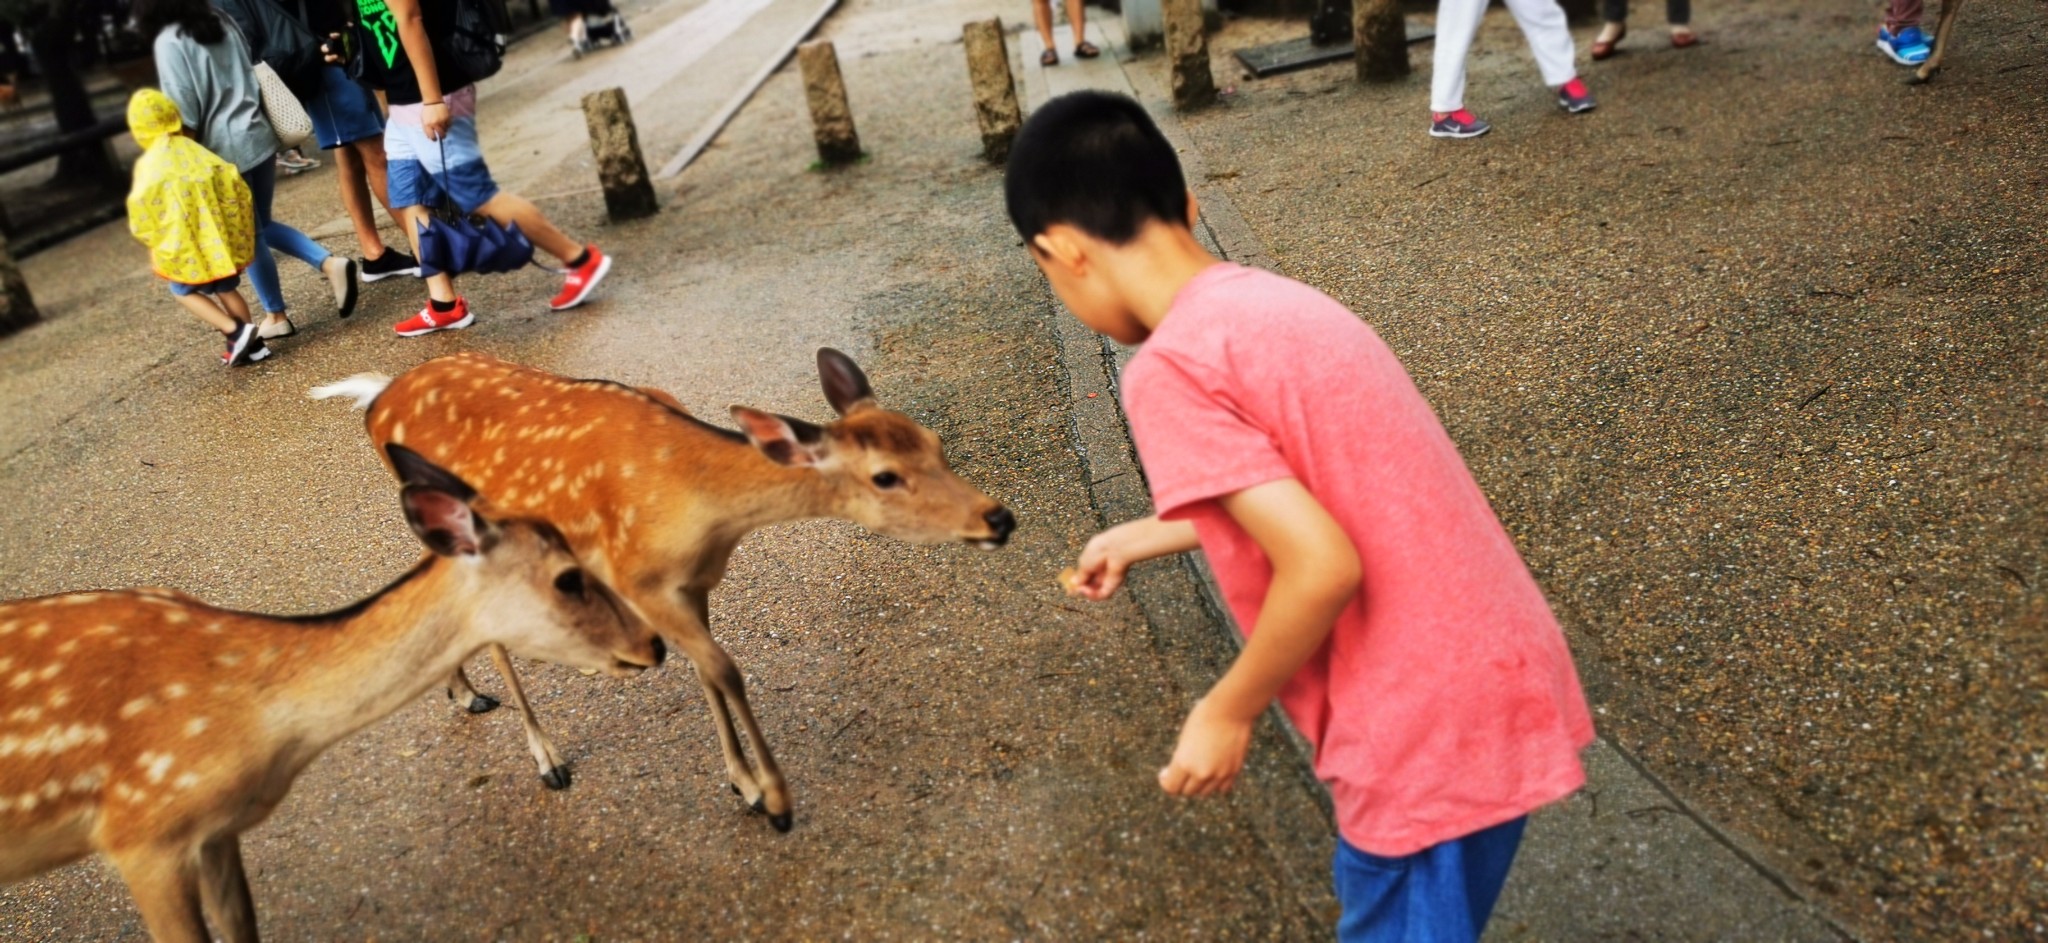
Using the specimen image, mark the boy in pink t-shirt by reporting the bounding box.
[1007,91,1594,941]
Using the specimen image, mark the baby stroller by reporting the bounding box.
[562,0,632,57]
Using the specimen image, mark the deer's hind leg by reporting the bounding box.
[443,664,501,714]
[1913,0,1968,82]
[198,834,259,943]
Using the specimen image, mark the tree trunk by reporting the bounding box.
[0,233,39,337]
[1351,0,1408,82]
[29,13,116,187]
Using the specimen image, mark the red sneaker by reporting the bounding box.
[550,246,612,311]
[393,297,475,337]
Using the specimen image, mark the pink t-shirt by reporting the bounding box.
[1122,263,1595,856]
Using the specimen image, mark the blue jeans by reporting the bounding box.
[1334,816,1527,943]
[240,160,330,315]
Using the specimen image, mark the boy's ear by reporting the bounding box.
[1032,227,1087,273]
[1184,190,1201,229]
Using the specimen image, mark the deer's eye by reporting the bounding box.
[871,471,903,490]
[554,569,587,596]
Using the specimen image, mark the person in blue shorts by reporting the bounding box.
[345,0,614,337]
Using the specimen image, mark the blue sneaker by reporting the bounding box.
[1876,25,1931,66]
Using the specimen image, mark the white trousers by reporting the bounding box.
[1431,0,1579,112]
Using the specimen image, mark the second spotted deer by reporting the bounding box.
[313,350,1013,830]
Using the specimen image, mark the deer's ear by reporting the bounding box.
[730,406,827,467]
[389,444,489,556]
[817,348,877,416]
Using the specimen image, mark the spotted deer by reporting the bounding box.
[311,350,1014,831]
[0,446,664,943]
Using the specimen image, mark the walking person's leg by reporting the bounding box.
[1667,0,1693,45]
[1032,0,1060,65]
[1876,0,1929,65]
[1428,0,1492,137]
[1593,0,1626,58]
[242,159,359,332]
[238,160,290,331]
[1502,0,1592,112]
[1068,0,1097,58]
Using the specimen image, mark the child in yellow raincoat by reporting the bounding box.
[126,87,273,366]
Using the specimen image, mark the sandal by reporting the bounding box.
[1590,22,1625,60]
[1040,48,1059,66]
[1074,41,1100,59]
[1670,27,1698,48]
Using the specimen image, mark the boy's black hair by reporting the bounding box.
[1004,91,1189,246]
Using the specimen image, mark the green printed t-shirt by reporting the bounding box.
[350,0,474,106]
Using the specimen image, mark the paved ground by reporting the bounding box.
[0,0,2038,940]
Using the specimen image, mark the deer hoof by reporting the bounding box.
[769,812,794,833]
[540,766,572,790]
[466,694,501,714]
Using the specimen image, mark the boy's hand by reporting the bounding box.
[1159,698,1253,797]
[321,33,344,64]
[1065,516,1199,600]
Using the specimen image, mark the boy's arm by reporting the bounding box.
[1067,515,1200,600]
[1160,478,1360,797]
[384,0,449,138]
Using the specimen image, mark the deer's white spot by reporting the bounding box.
[411,396,426,418]
[620,463,636,479]
[113,782,144,804]
[391,421,407,443]
[88,624,119,636]
[8,705,44,723]
[0,723,107,757]
[173,772,201,791]
[163,683,189,700]
[184,718,209,737]
[548,475,565,493]
[425,387,442,406]
[164,610,190,625]
[39,779,62,800]
[214,651,243,667]
[0,620,15,635]
[14,792,35,812]
[69,766,107,793]
[58,595,99,607]
[137,751,175,784]
[27,621,50,637]
[9,672,32,690]
[0,656,12,673]
[119,697,155,719]
[37,664,60,682]
[55,640,78,656]
[46,688,70,709]
[205,622,224,634]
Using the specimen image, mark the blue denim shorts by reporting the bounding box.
[307,66,385,150]
[383,87,500,214]
[168,273,241,296]
[1333,816,1527,943]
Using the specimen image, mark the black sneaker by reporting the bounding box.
[360,248,422,283]
[223,322,271,366]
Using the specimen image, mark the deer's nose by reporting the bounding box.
[984,507,1016,542]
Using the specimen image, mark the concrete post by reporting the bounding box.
[962,18,1022,163]
[797,40,863,166]
[0,233,37,337]
[1352,0,1410,82]
[581,88,660,222]
[1164,0,1215,111]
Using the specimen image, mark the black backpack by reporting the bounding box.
[446,0,514,82]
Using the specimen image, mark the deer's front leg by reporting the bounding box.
[198,834,259,943]
[1913,0,1968,82]
[484,643,571,789]
[647,589,793,831]
[443,664,501,714]
[110,843,211,943]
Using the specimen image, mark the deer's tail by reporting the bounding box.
[308,374,394,411]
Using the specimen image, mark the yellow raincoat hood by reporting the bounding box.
[126,89,255,285]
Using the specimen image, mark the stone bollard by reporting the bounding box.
[581,88,660,222]
[962,18,1022,163]
[1352,0,1410,82]
[0,234,37,337]
[1164,0,1215,111]
[797,41,863,166]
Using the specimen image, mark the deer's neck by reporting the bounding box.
[264,558,484,755]
[697,450,847,540]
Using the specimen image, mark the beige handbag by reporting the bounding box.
[251,61,313,150]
